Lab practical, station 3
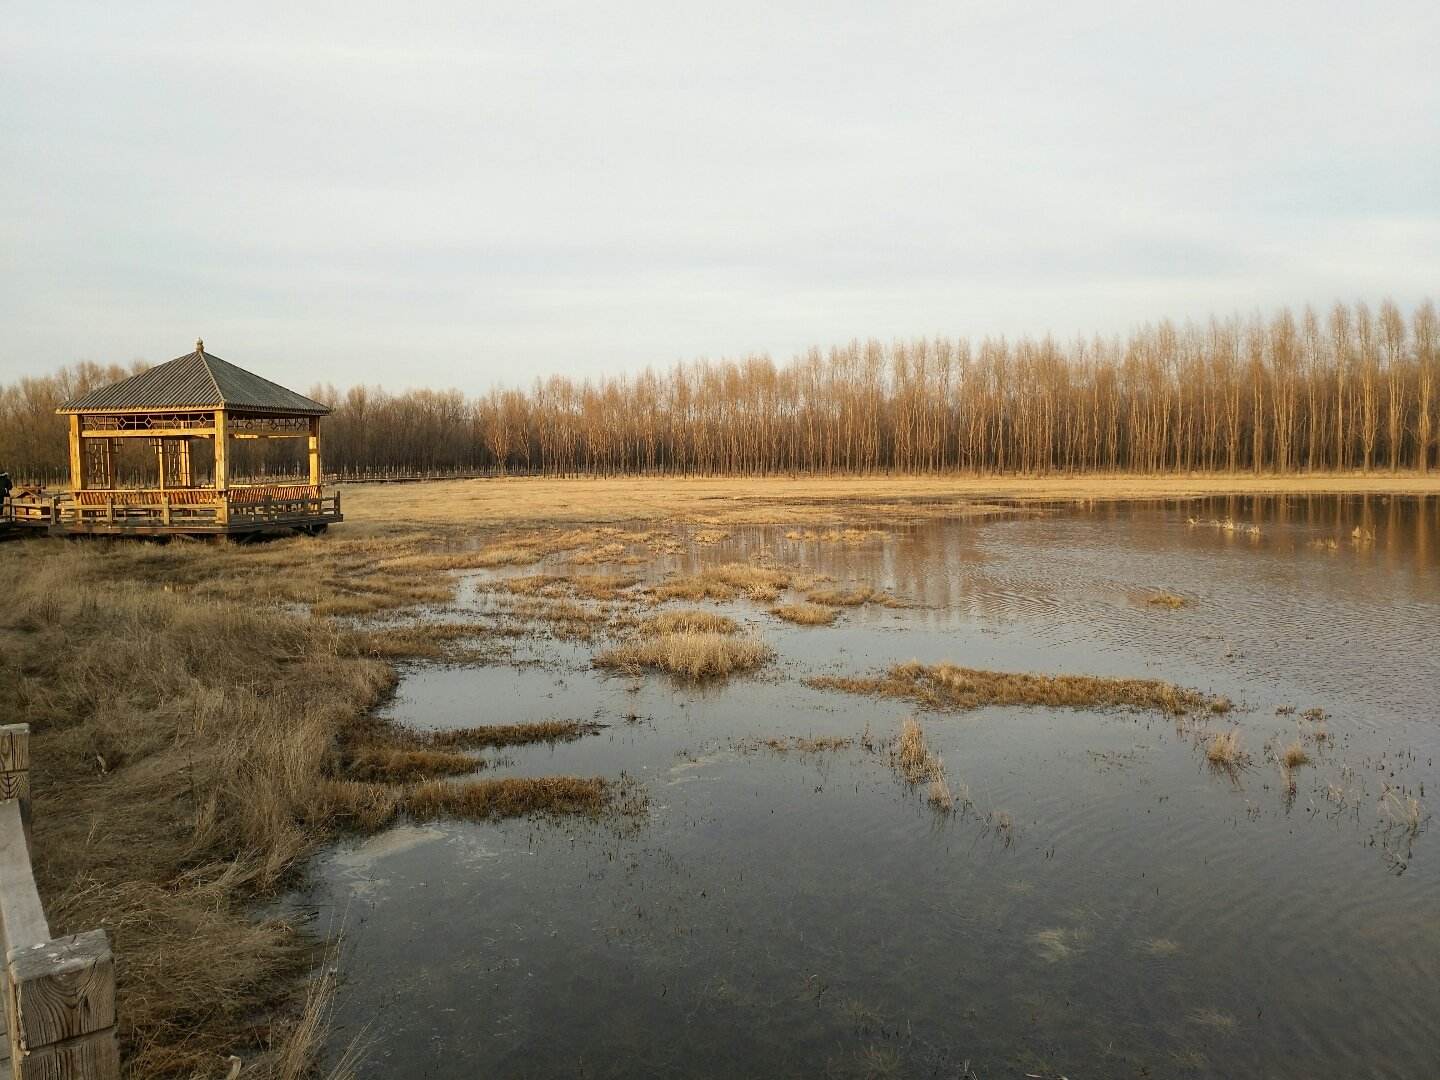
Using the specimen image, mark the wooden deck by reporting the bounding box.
[4,485,342,539]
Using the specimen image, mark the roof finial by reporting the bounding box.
[196,337,205,354]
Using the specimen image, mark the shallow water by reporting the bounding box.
[308,495,1439,1079]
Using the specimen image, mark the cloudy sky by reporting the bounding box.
[3,1,1436,392]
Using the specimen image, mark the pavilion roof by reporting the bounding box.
[57,341,331,416]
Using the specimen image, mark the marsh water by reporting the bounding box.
[309,496,1438,1079]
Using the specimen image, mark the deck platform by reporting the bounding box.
[3,485,341,539]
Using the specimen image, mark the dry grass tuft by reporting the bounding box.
[889,718,958,813]
[1280,741,1311,769]
[809,661,1221,716]
[892,718,942,784]
[805,585,883,607]
[406,777,610,821]
[424,720,602,749]
[595,631,772,679]
[1145,591,1190,608]
[639,609,740,636]
[653,563,800,602]
[343,746,482,783]
[1380,786,1424,834]
[1205,730,1245,768]
[770,602,838,626]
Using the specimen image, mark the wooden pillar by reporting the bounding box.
[213,410,229,491]
[67,417,84,492]
[308,416,322,487]
[176,438,192,486]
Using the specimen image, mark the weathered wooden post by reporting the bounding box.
[0,724,121,1079]
[0,727,29,847]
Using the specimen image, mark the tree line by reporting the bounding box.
[2,299,1436,482]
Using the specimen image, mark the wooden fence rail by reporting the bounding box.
[0,726,119,1080]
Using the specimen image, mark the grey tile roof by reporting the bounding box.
[58,343,331,415]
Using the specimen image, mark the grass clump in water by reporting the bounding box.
[426,719,603,749]
[1380,786,1424,835]
[890,718,957,812]
[653,563,800,602]
[809,661,1222,716]
[1145,591,1190,608]
[406,776,611,821]
[344,745,483,782]
[1205,729,1245,769]
[805,585,885,607]
[771,602,838,626]
[639,609,740,635]
[595,631,771,679]
[1280,741,1311,769]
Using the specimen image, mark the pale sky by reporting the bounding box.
[3,1,1437,393]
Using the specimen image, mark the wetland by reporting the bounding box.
[300,493,1439,1078]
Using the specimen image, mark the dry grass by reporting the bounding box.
[1380,787,1424,834]
[339,474,1440,533]
[890,718,957,812]
[496,573,638,602]
[639,609,740,636]
[1205,730,1245,768]
[343,745,483,783]
[424,720,603,749]
[0,538,632,1076]
[809,661,1222,716]
[770,602,838,626]
[1145,591,1190,609]
[1280,741,1311,769]
[595,631,772,679]
[1,545,401,1075]
[805,585,884,607]
[406,777,610,821]
[652,562,801,602]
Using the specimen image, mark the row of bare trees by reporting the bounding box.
[3,300,1436,481]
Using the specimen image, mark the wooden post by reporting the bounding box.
[308,416,321,487]
[0,726,29,847]
[213,410,229,492]
[213,411,230,526]
[7,931,119,1080]
[67,418,83,493]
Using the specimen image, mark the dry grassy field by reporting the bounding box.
[2,471,1436,1077]
[340,472,1440,530]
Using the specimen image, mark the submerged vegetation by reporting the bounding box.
[809,661,1225,716]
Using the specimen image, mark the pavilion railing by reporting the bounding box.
[58,486,341,529]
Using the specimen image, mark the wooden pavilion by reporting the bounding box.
[50,340,343,536]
